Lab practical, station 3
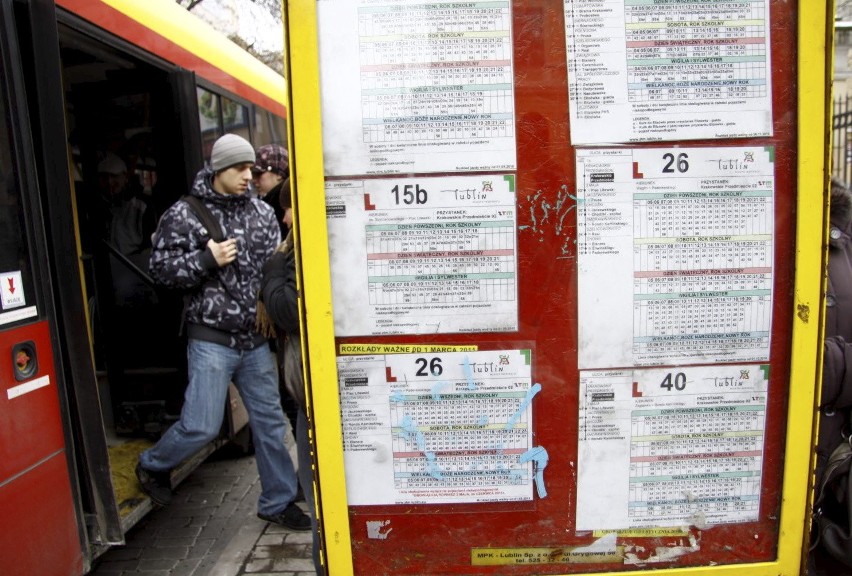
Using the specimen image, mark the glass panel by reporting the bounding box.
[221,96,249,141]
[197,87,221,160]
[252,106,272,146]
[0,56,36,325]
[269,112,287,145]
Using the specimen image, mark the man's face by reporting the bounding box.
[99,171,127,201]
[252,170,283,196]
[213,163,253,196]
[283,207,293,229]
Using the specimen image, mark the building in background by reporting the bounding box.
[834,4,852,182]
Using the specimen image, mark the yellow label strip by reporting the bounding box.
[338,344,478,355]
[471,547,624,566]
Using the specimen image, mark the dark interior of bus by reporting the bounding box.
[60,24,189,437]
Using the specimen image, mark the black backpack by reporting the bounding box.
[813,439,852,567]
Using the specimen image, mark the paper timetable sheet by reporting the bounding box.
[576,146,774,369]
[326,175,518,337]
[338,349,535,505]
[577,364,768,530]
[564,0,772,144]
[317,0,516,175]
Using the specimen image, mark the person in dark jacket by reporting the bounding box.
[258,184,322,573]
[811,177,852,571]
[252,143,289,236]
[135,133,309,531]
[253,145,300,434]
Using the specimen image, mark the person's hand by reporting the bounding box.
[208,238,237,267]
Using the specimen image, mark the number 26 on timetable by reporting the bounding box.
[662,152,689,173]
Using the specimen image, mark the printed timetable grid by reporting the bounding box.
[631,187,772,363]
[390,392,530,490]
[628,405,765,522]
[365,220,516,305]
[357,2,514,143]
[625,0,768,103]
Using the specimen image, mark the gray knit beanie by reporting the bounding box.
[210,134,255,172]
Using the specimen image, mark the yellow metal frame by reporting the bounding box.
[287,0,832,573]
[286,2,353,574]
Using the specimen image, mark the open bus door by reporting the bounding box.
[11,0,125,561]
[8,1,255,568]
[0,0,88,573]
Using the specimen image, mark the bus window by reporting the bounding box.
[269,111,287,145]
[198,88,251,158]
[0,74,35,324]
[251,106,287,147]
[222,95,249,142]
[197,87,221,159]
[252,107,271,146]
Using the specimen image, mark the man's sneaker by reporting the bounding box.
[257,502,311,531]
[135,463,173,506]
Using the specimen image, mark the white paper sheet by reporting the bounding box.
[577,364,768,530]
[318,0,517,175]
[576,146,774,369]
[338,349,535,505]
[326,175,518,336]
[564,0,773,144]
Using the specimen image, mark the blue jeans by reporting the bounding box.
[140,339,298,515]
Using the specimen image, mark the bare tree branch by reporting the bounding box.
[176,0,206,10]
[173,0,285,76]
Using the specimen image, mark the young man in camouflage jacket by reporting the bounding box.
[135,134,309,531]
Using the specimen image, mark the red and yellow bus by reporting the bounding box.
[0,0,288,573]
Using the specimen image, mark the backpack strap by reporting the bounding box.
[182,195,225,242]
[178,195,224,335]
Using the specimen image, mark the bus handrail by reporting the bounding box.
[100,239,158,291]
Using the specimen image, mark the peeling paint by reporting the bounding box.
[624,533,701,565]
[688,511,710,530]
[366,520,393,540]
[521,185,579,259]
[573,532,618,554]
[797,302,810,323]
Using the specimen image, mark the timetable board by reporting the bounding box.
[564,0,773,144]
[326,175,519,337]
[576,146,775,369]
[337,349,536,505]
[577,364,769,530]
[298,0,810,572]
[317,0,517,176]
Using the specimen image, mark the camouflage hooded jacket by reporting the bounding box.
[149,166,280,349]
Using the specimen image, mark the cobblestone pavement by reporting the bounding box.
[90,445,316,576]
